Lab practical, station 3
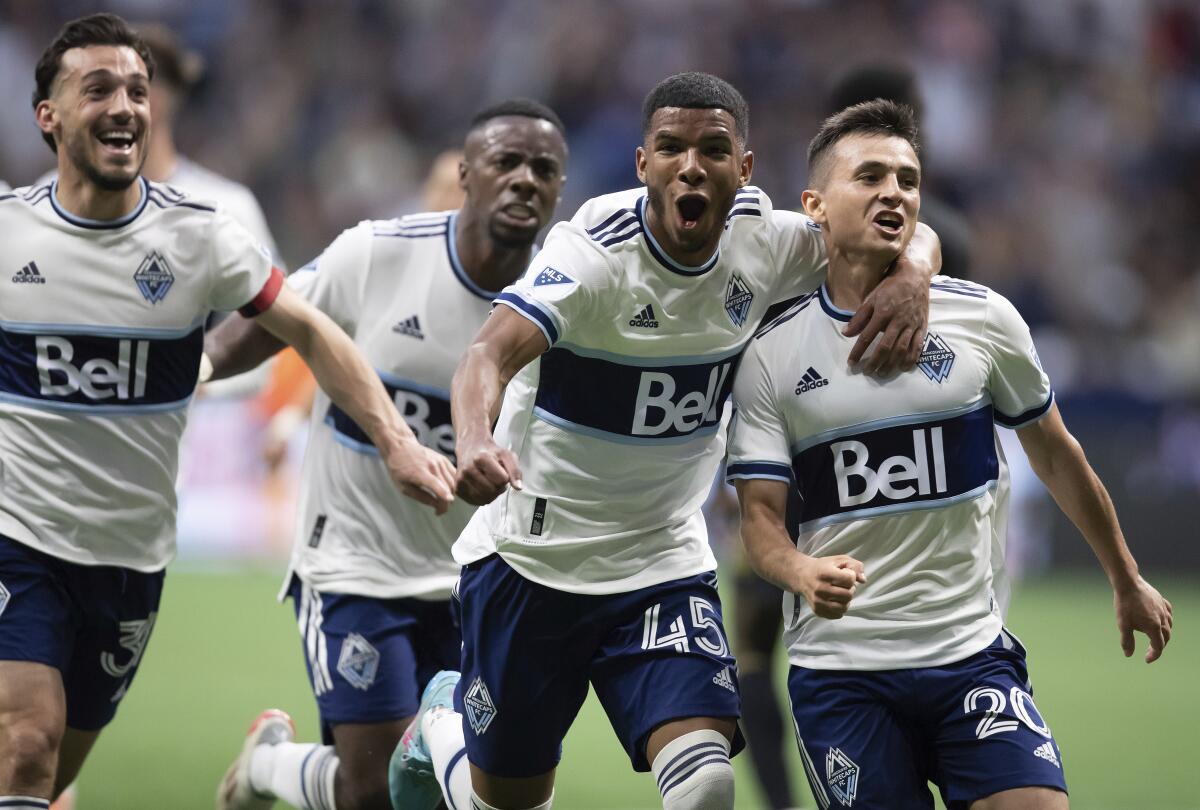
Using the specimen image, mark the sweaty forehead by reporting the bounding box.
[467,116,566,158]
[648,107,737,139]
[59,44,148,85]
[832,133,920,171]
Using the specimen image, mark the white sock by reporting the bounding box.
[650,729,734,810]
[0,797,50,810]
[469,792,553,810]
[249,741,339,810]
[423,707,473,810]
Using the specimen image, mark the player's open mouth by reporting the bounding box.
[676,195,707,230]
[500,202,537,224]
[873,210,904,236]
[96,130,137,156]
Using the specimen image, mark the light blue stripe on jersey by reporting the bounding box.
[789,396,993,456]
[0,390,193,415]
[554,340,745,368]
[494,292,560,345]
[328,426,378,455]
[994,390,1054,428]
[0,318,205,339]
[726,460,792,482]
[532,405,724,445]
[445,212,496,301]
[796,479,998,534]
[376,369,449,399]
[49,178,149,229]
[817,283,855,322]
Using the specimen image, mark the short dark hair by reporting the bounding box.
[469,98,565,136]
[33,13,155,152]
[807,99,920,187]
[827,63,923,120]
[642,72,749,144]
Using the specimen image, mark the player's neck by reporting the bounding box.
[54,162,144,222]
[824,250,891,312]
[455,209,534,292]
[140,130,178,183]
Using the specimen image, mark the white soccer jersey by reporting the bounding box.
[287,211,493,600]
[454,186,828,594]
[0,178,277,571]
[727,278,1053,670]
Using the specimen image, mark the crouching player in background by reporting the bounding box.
[728,99,1173,810]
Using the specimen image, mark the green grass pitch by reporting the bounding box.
[74,568,1195,809]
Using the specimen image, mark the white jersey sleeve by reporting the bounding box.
[983,291,1053,427]
[765,209,827,302]
[726,335,792,484]
[492,219,612,347]
[287,222,373,334]
[207,207,276,313]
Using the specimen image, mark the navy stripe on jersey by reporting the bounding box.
[48,178,149,229]
[755,292,818,339]
[324,372,456,461]
[726,460,792,482]
[23,185,52,207]
[147,186,215,212]
[994,390,1054,428]
[931,281,988,300]
[598,219,640,248]
[374,212,451,238]
[586,208,637,236]
[727,189,763,221]
[635,196,720,276]
[534,343,742,443]
[0,321,202,413]
[817,283,854,322]
[494,292,560,345]
[790,400,997,531]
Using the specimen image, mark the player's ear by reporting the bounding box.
[800,189,825,224]
[635,146,648,184]
[457,159,469,191]
[35,100,58,142]
[739,149,754,186]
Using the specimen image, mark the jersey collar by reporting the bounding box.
[50,176,149,230]
[818,282,855,322]
[445,210,496,301]
[635,195,720,277]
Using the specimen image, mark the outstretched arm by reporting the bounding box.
[451,305,548,505]
[1017,404,1173,662]
[734,478,865,620]
[255,284,456,513]
[845,221,940,375]
[203,313,287,381]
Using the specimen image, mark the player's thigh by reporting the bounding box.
[331,719,411,810]
[971,786,1068,810]
[289,578,432,743]
[454,554,594,780]
[929,632,1068,810]
[0,661,67,770]
[788,665,935,810]
[590,570,743,772]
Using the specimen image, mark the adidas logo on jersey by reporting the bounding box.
[12,261,45,284]
[1032,742,1060,768]
[794,366,829,394]
[629,304,659,328]
[392,315,425,340]
[712,666,736,692]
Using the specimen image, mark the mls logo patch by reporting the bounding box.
[134,251,175,304]
[724,274,754,327]
[337,633,380,691]
[0,580,8,620]
[464,676,497,735]
[533,266,574,287]
[826,747,860,806]
[917,332,955,383]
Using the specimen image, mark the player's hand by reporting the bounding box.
[1114,576,1173,663]
[383,437,456,515]
[844,260,929,377]
[455,434,523,506]
[792,554,867,620]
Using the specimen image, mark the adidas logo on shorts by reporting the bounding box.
[712,666,736,693]
[794,366,829,395]
[629,304,659,328]
[1032,741,1060,768]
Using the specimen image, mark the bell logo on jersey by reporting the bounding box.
[632,362,732,436]
[36,336,149,400]
[833,426,947,507]
[393,389,455,460]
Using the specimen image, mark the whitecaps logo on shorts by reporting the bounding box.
[0,580,9,620]
[464,676,497,736]
[337,633,380,691]
[826,747,860,806]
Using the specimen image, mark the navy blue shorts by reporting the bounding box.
[287,576,461,745]
[0,533,165,731]
[454,554,744,778]
[788,631,1068,809]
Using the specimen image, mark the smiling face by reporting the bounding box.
[461,115,567,248]
[636,107,753,265]
[803,132,920,263]
[36,44,150,192]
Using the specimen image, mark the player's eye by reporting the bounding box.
[657,142,681,154]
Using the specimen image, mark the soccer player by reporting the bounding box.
[205,100,569,810]
[728,100,1173,810]
[0,14,454,810]
[439,73,941,810]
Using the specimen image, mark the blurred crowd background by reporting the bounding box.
[2,0,1197,568]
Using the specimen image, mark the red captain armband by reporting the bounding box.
[238,266,285,317]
